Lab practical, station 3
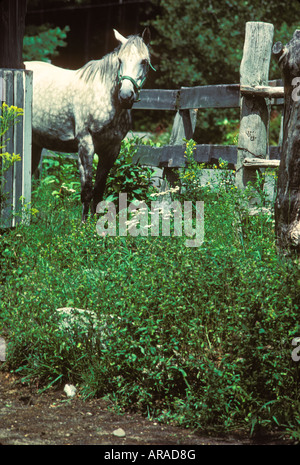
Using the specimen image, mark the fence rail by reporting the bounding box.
[131,78,283,172]
[133,80,283,112]
[132,144,281,168]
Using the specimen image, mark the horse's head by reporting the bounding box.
[114,28,153,109]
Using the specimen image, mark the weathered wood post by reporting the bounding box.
[235,22,274,201]
[273,30,300,255]
[0,70,32,228]
[161,107,197,190]
[0,0,32,228]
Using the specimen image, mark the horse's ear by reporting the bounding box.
[142,27,151,45]
[113,29,128,45]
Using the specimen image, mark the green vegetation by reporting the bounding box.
[1,0,299,441]
[142,0,298,144]
[23,24,70,62]
[149,0,299,88]
[0,103,24,213]
[1,138,299,440]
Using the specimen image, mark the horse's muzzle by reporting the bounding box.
[119,92,135,109]
[118,80,136,109]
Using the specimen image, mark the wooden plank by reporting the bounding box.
[132,145,163,166]
[235,21,274,197]
[22,69,32,225]
[132,144,281,168]
[162,108,198,187]
[13,69,24,227]
[134,79,283,113]
[132,144,238,167]
[194,145,238,165]
[179,84,240,109]
[240,84,284,98]
[243,157,280,167]
[0,69,32,228]
[132,89,179,110]
[169,109,197,144]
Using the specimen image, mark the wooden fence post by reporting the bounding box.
[273,30,300,255]
[162,107,197,189]
[235,22,274,200]
[0,69,32,228]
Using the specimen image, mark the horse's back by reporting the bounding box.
[25,61,78,151]
[25,61,76,89]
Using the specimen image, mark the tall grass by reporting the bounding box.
[0,138,299,439]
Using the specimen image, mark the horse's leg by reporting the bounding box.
[91,145,121,215]
[32,144,43,178]
[78,134,95,222]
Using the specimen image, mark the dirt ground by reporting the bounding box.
[0,370,292,446]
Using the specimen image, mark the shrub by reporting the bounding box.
[0,103,24,222]
[23,25,70,62]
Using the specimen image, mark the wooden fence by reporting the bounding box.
[131,80,283,165]
[130,80,282,190]
[0,69,32,228]
[131,22,283,190]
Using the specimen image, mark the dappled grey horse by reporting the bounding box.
[25,28,153,221]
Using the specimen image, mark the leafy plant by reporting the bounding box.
[0,103,24,216]
[23,24,70,62]
[38,138,156,210]
[104,137,156,204]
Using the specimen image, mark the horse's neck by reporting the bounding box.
[98,52,119,93]
[74,53,121,124]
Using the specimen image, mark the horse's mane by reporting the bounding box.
[77,35,147,83]
[77,51,118,83]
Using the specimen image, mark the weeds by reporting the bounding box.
[0,136,299,440]
[0,103,24,216]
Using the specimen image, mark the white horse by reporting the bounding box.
[25,28,153,221]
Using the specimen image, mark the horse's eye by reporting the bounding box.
[141,59,148,67]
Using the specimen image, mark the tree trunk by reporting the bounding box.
[273,30,300,255]
[0,0,27,69]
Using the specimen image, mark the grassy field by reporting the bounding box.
[1,138,300,440]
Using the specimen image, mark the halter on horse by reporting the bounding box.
[25,28,154,221]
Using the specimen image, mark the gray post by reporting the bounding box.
[161,108,197,190]
[235,21,274,201]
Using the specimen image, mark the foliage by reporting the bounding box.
[38,138,155,208]
[148,0,300,89]
[23,24,70,62]
[38,152,81,205]
[0,103,23,214]
[142,0,293,146]
[0,103,24,137]
[1,139,300,440]
[103,136,156,203]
